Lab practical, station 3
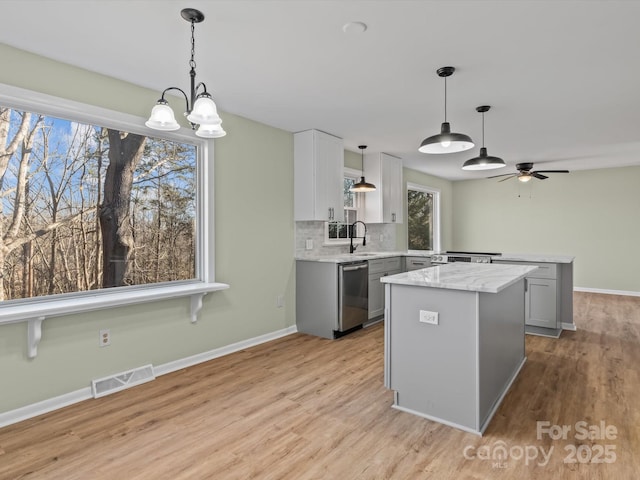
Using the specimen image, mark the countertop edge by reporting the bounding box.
[381,264,538,293]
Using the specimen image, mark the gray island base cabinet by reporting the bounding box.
[382,263,536,435]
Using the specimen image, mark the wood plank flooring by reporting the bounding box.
[0,291,638,479]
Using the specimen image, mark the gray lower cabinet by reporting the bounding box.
[368,257,402,320]
[296,260,338,339]
[404,256,432,271]
[526,277,558,329]
[493,260,567,335]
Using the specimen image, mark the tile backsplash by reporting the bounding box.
[295,221,397,257]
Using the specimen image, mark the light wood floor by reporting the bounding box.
[0,292,638,479]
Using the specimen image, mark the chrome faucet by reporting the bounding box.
[349,221,368,253]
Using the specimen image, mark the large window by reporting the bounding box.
[326,168,362,243]
[407,183,440,252]
[0,86,207,304]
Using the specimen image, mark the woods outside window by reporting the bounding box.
[0,85,209,305]
[407,183,440,253]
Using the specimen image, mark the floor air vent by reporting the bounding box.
[91,364,155,398]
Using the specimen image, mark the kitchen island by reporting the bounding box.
[381,262,537,435]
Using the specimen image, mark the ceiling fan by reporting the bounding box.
[488,163,569,182]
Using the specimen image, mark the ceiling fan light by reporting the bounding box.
[518,173,533,182]
[462,147,506,170]
[145,101,181,131]
[419,123,474,154]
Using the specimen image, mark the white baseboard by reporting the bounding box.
[0,324,298,429]
[154,325,298,376]
[0,388,93,429]
[574,287,640,297]
[561,322,577,331]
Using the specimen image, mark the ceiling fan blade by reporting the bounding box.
[532,173,548,180]
[498,175,516,182]
[487,173,515,179]
[532,170,569,174]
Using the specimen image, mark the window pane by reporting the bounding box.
[407,189,434,251]
[0,106,197,302]
[344,177,356,208]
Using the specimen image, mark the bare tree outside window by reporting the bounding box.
[0,106,197,302]
[407,188,434,251]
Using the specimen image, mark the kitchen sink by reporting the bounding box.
[352,253,377,257]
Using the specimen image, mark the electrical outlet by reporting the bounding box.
[379,234,384,242]
[305,239,313,250]
[419,310,439,325]
[276,295,285,308]
[99,329,111,347]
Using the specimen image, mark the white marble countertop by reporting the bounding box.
[295,251,574,265]
[492,253,575,264]
[295,251,426,263]
[381,263,538,293]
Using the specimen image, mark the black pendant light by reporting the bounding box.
[350,145,376,192]
[462,105,506,170]
[419,66,474,154]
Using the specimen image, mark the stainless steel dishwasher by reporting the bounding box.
[338,261,369,333]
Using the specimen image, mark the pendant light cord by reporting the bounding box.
[443,76,448,123]
[481,111,485,148]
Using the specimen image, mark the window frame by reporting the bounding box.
[324,167,364,245]
[406,182,441,254]
[0,83,227,357]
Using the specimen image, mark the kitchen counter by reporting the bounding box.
[383,262,531,435]
[493,253,575,263]
[295,251,429,263]
[381,263,537,293]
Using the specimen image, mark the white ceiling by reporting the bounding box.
[2,0,640,181]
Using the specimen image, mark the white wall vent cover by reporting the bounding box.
[91,364,155,398]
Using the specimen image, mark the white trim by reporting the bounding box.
[154,325,298,376]
[561,322,578,331]
[0,387,93,429]
[0,324,298,428]
[574,287,640,297]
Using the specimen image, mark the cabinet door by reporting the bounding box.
[526,278,557,328]
[363,153,403,224]
[368,272,385,319]
[382,155,403,223]
[405,257,431,271]
[294,130,344,221]
[315,132,344,221]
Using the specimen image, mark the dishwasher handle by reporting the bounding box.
[341,263,368,272]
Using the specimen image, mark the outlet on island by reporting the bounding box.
[419,310,439,325]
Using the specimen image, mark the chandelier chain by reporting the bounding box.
[189,20,196,69]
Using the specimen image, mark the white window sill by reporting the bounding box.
[0,282,230,359]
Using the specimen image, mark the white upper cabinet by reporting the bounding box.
[363,152,404,223]
[294,129,344,222]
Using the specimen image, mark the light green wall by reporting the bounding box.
[0,44,295,413]
[452,166,640,292]
[400,168,454,251]
[344,149,361,170]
